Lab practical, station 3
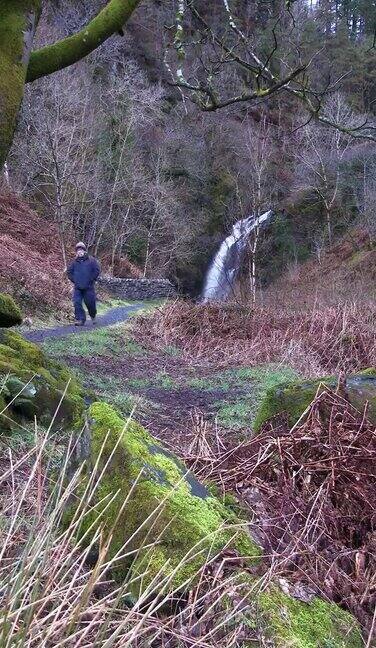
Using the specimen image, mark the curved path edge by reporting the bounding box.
[23,303,145,343]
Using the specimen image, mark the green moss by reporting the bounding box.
[253,378,320,431]
[0,330,44,368]
[257,586,362,647]
[0,1,41,167]
[0,330,85,432]
[254,372,376,431]
[357,367,376,376]
[26,0,142,83]
[0,294,22,327]
[71,402,260,597]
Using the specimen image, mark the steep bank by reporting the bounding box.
[0,191,70,313]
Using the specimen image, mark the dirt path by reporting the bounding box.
[35,303,297,453]
[24,303,145,343]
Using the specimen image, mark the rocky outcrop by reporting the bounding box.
[254,370,376,431]
[64,401,363,646]
[98,276,177,300]
[0,293,22,327]
[68,401,260,596]
[0,328,85,433]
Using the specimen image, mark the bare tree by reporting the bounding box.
[166,0,376,142]
[11,67,97,269]
[295,93,358,245]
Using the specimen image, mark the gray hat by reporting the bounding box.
[75,241,86,251]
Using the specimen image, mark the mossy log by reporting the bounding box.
[26,0,143,83]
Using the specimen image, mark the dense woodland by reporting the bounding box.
[6,0,376,293]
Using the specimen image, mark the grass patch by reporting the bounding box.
[126,377,153,389]
[164,344,181,357]
[71,367,152,417]
[155,370,176,390]
[96,298,132,315]
[42,322,147,359]
[124,339,147,355]
[42,324,125,358]
[211,364,299,429]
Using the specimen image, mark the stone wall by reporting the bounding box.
[98,276,177,300]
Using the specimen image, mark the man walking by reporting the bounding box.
[67,242,101,326]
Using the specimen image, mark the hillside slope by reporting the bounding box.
[265,228,376,306]
[0,192,70,314]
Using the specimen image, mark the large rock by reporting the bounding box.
[0,293,22,327]
[71,401,260,595]
[66,403,363,647]
[253,585,362,647]
[0,329,85,433]
[254,371,376,432]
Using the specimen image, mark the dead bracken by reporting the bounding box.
[186,383,376,635]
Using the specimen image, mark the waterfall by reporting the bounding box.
[201,210,272,301]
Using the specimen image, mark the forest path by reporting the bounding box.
[23,302,145,343]
[38,299,298,454]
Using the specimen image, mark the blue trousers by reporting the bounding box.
[73,287,97,322]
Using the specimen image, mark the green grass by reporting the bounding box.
[187,365,297,393]
[71,367,152,417]
[209,364,299,429]
[96,298,132,315]
[124,339,147,355]
[42,322,148,359]
[42,325,126,358]
[155,370,176,390]
[163,345,181,357]
[126,377,153,389]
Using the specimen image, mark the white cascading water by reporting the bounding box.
[201,210,272,301]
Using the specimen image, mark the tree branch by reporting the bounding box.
[26,0,142,83]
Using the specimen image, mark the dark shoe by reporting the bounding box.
[74,320,85,327]
[91,317,97,325]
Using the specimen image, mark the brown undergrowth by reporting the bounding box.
[0,190,71,313]
[185,384,376,637]
[136,300,376,375]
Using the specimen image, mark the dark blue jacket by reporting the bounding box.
[67,255,100,290]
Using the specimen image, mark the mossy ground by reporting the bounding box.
[254,372,376,431]
[256,586,362,648]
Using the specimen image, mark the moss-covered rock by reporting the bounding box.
[254,371,376,431]
[0,329,85,433]
[0,293,22,327]
[66,402,362,645]
[70,401,260,597]
[255,585,362,648]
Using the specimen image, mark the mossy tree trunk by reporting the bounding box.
[0,0,41,170]
[0,0,142,170]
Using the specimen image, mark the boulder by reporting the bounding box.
[254,371,376,432]
[0,329,85,433]
[0,293,22,327]
[253,585,362,647]
[65,403,363,647]
[69,401,261,596]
